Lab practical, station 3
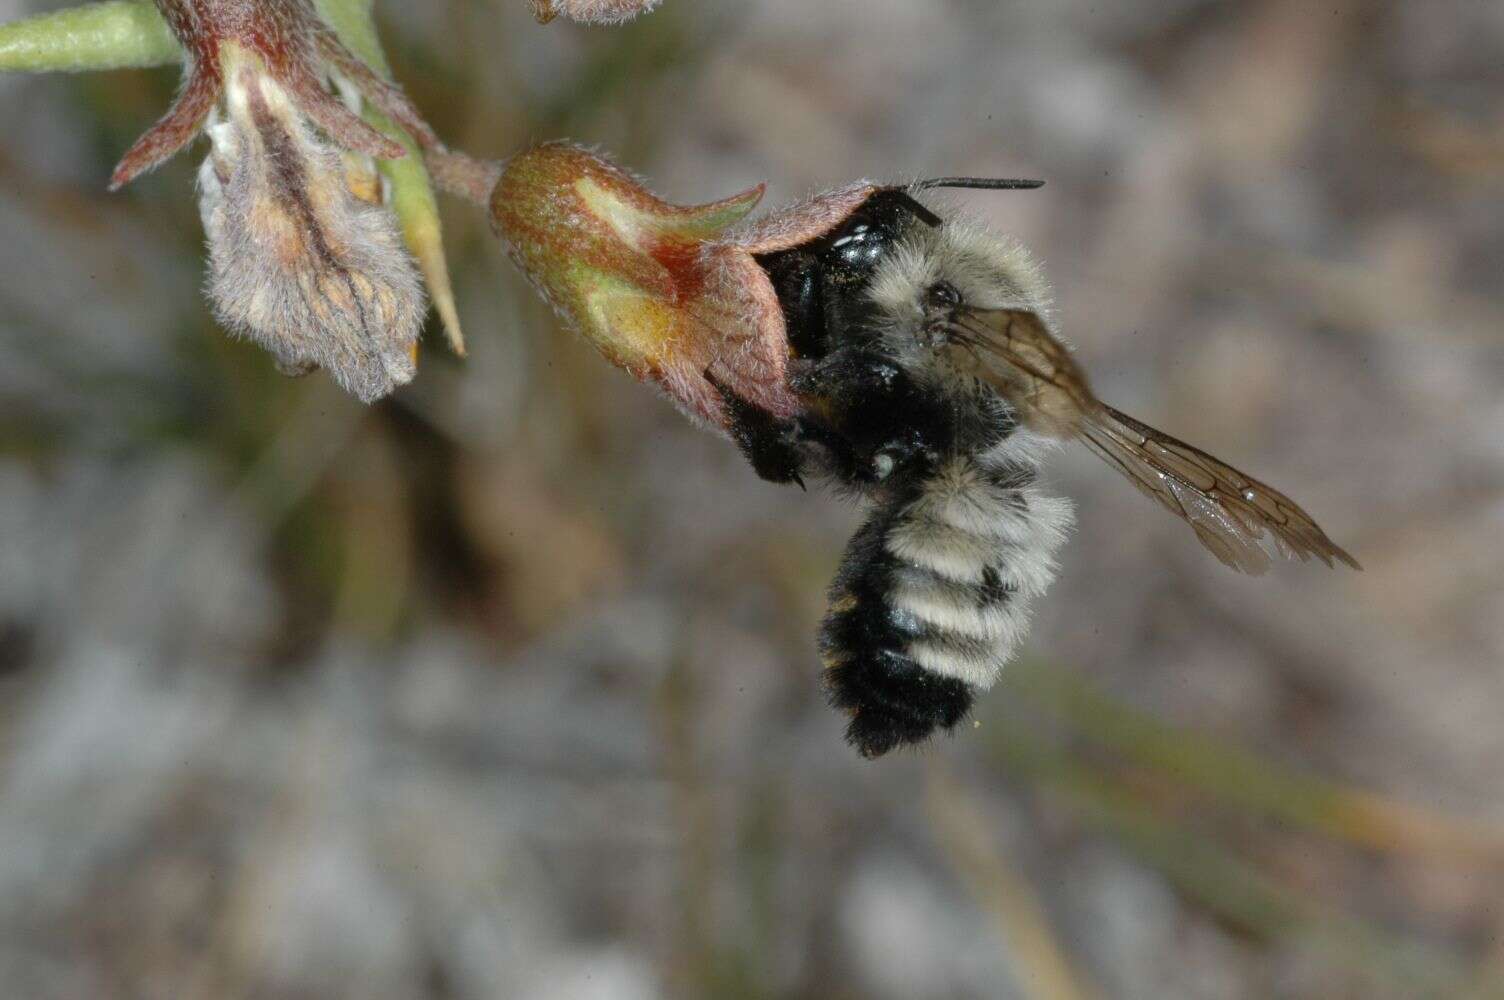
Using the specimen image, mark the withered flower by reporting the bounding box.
[2,0,680,401]
[114,0,437,191]
[528,0,664,25]
[200,49,423,402]
[117,0,443,401]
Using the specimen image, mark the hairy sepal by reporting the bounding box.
[491,142,800,429]
[199,57,423,403]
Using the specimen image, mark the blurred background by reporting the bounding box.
[1,0,1503,996]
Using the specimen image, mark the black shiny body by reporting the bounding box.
[724,189,960,490]
[758,189,938,359]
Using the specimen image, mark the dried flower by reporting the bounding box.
[200,47,423,402]
[115,0,437,191]
[529,0,664,26]
[91,0,441,400]
[0,0,693,401]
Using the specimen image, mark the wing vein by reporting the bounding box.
[942,308,1360,574]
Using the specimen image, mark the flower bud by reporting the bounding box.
[491,143,794,428]
[491,143,881,431]
[199,50,423,403]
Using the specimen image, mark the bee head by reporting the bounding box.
[752,177,1049,365]
[865,191,1054,367]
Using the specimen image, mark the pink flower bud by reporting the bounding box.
[491,143,876,430]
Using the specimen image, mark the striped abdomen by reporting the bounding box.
[822,445,1073,758]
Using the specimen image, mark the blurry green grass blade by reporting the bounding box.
[986,722,1296,939]
[927,766,1098,1000]
[981,723,1482,997]
[0,1,179,73]
[378,121,465,355]
[1010,661,1504,859]
[315,0,463,354]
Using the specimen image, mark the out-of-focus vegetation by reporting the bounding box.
[1,1,1502,997]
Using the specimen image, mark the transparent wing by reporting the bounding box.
[946,308,1361,575]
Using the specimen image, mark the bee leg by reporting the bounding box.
[707,371,812,486]
[867,431,941,483]
[791,349,952,484]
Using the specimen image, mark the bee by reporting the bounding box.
[491,145,1359,758]
[711,180,1359,758]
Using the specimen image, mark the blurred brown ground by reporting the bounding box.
[0,1,1502,997]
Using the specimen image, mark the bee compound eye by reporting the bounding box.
[925,281,961,310]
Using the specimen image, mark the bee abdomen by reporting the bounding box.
[822,452,1072,758]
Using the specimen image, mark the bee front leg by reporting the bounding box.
[790,349,952,485]
[707,370,870,488]
[864,431,942,484]
[704,373,804,487]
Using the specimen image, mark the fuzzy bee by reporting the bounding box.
[492,143,1359,758]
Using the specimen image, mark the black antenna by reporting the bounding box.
[915,176,1045,191]
[888,191,944,228]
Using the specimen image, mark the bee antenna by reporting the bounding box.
[916,177,1046,191]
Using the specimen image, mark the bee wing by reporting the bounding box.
[947,308,1360,575]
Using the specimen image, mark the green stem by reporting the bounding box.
[314,0,381,67]
[0,0,178,73]
[315,0,463,351]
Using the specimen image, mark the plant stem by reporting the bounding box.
[0,1,178,74]
[314,0,465,352]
